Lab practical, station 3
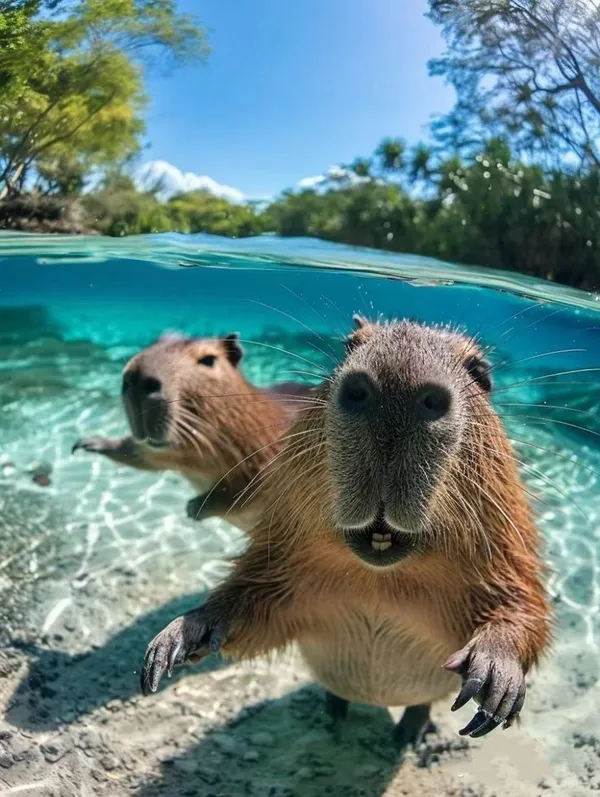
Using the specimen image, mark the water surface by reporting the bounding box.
[0,232,599,796]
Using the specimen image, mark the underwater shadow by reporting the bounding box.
[135,683,403,797]
[5,590,230,732]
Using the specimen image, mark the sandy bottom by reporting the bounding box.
[0,556,596,797]
[1,319,599,797]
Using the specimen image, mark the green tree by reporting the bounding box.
[81,170,173,235]
[347,157,372,179]
[407,143,433,184]
[35,156,88,196]
[263,189,325,237]
[375,137,405,174]
[0,1,61,9]
[264,136,600,291]
[0,0,208,196]
[167,190,266,237]
[428,0,600,168]
[0,48,146,197]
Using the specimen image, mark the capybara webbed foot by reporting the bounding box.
[444,640,526,738]
[141,608,228,695]
[393,704,437,749]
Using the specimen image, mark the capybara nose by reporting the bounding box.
[122,369,167,442]
[140,376,167,442]
[122,372,162,399]
[144,399,168,443]
[141,376,162,397]
[414,383,452,423]
[338,371,377,414]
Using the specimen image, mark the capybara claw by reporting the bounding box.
[140,610,227,696]
[444,641,526,738]
[71,436,109,455]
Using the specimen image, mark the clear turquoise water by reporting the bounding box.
[1,231,600,794]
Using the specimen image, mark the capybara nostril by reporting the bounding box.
[141,376,162,396]
[338,371,377,414]
[414,383,452,422]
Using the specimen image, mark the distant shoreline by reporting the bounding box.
[0,195,98,236]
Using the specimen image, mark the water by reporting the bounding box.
[1,231,599,796]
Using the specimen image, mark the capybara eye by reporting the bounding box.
[465,356,492,393]
[198,355,217,367]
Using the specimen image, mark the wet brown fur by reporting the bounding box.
[149,319,552,713]
[74,333,311,531]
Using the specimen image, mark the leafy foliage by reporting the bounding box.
[0,0,598,294]
[427,0,600,168]
[265,137,600,291]
[0,0,208,197]
[81,181,267,238]
[81,172,173,235]
[2,135,599,290]
[167,191,265,237]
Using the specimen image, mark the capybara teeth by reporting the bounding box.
[371,538,392,552]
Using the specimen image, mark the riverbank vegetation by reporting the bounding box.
[1,0,599,290]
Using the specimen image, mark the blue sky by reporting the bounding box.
[139,0,454,201]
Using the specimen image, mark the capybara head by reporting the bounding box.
[121,331,246,449]
[325,316,493,568]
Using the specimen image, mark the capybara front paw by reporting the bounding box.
[71,436,111,455]
[140,609,228,696]
[186,495,205,520]
[444,642,526,738]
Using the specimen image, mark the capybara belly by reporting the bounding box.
[298,615,460,707]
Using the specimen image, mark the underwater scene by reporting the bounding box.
[1,231,599,797]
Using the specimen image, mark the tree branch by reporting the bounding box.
[16,94,117,184]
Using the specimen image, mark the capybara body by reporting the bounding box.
[141,317,551,744]
[73,332,312,531]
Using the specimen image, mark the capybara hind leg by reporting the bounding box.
[324,690,349,740]
[393,704,437,749]
[325,690,349,722]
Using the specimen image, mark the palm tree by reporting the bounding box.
[375,137,405,174]
[408,144,433,184]
[348,157,372,179]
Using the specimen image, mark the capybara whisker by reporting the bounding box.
[72,331,319,531]
[142,315,551,747]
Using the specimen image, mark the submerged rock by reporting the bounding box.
[32,473,52,488]
[30,462,53,478]
[29,461,53,488]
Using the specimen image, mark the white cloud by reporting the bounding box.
[297,174,326,190]
[129,159,378,205]
[134,160,246,203]
[296,165,372,192]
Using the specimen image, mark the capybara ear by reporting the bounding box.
[221,333,244,367]
[157,330,187,345]
[346,315,374,351]
[352,314,369,329]
[465,355,493,393]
